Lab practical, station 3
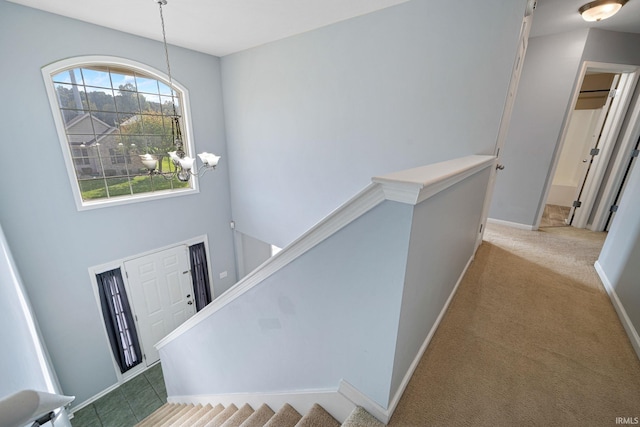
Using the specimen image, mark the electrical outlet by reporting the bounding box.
[219,271,227,279]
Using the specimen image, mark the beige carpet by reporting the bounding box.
[388,223,640,426]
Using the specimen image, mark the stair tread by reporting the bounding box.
[179,403,213,427]
[295,403,340,427]
[263,403,302,427]
[191,403,226,427]
[162,404,195,426]
[173,404,203,426]
[238,403,276,427]
[137,403,186,427]
[205,403,238,427]
[221,403,254,427]
[342,406,385,427]
[134,402,172,427]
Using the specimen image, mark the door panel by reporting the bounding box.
[125,246,195,365]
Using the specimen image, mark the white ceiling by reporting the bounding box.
[5,0,410,57]
[6,0,640,56]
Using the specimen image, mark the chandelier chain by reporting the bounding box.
[158,1,178,118]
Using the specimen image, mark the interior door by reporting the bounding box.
[477,14,530,247]
[567,74,620,226]
[124,246,195,365]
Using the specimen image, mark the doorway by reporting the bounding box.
[91,237,214,378]
[124,245,196,366]
[540,62,640,231]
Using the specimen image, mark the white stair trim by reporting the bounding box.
[158,155,495,350]
[168,388,356,423]
[372,155,495,205]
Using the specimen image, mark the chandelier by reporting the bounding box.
[140,0,220,182]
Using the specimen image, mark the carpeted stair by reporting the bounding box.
[135,402,384,427]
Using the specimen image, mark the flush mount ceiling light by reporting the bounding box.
[579,0,629,22]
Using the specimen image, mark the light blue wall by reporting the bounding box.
[390,167,491,401]
[0,223,52,396]
[221,0,528,248]
[488,30,589,225]
[161,200,413,407]
[0,0,235,406]
[489,29,640,227]
[598,153,640,343]
[238,232,273,278]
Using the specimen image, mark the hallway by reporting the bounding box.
[388,223,640,426]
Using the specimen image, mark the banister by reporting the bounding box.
[156,154,495,350]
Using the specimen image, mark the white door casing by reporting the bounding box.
[568,74,620,227]
[125,245,196,365]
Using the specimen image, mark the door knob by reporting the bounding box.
[187,301,193,305]
[496,164,505,170]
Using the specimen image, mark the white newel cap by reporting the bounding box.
[372,155,495,205]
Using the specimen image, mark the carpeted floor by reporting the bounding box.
[388,224,640,426]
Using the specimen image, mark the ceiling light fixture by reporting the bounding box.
[579,0,628,22]
[142,0,220,182]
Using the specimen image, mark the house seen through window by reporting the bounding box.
[44,58,196,208]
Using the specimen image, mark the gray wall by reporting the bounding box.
[161,200,413,407]
[489,29,640,226]
[221,0,528,248]
[598,152,640,341]
[0,1,235,406]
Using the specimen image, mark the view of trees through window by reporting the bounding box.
[52,64,191,202]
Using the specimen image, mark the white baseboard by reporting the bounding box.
[170,388,357,423]
[338,380,389,424]
[381,253,475,423]
[487,218,534,231]
[595,261,640,361]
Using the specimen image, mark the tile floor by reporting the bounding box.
[70,363,166,427]
[540,204,571,228]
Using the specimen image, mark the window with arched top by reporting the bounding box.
[42,56,198,210]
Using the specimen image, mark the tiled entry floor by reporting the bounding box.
[71,363,166,427]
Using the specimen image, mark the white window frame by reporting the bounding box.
[42,55,200,211]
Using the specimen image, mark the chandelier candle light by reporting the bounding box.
[141,0,220,182]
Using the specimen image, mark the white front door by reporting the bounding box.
[124,246,195,365]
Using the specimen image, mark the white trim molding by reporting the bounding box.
[372,155,495,205]
[487,218,535,231]
[170,387,357,424]
[41,55,199,211]
[158,155,496,350]
[595,261,640,361]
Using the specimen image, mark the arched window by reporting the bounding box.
[42,56,198,210]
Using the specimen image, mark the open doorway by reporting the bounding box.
[540,62,640,231]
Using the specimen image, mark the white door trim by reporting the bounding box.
[567,73,621,226]
[572,71,639,228]
[88,235,214,383]
[535,61,640,230]
[589,83,640,231]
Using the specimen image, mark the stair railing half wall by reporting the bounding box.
[156,155,496,423]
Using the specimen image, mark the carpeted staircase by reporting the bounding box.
[135,402,384,427]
